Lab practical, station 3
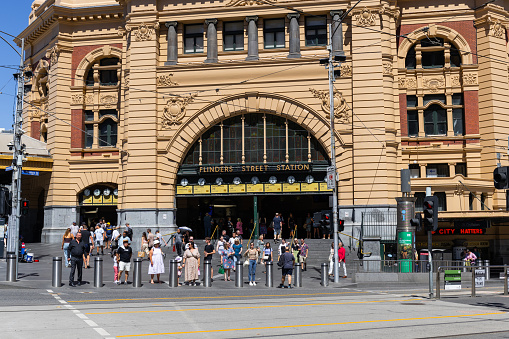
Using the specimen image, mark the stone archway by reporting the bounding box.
[164,92,345,185]
[74,45,122,87]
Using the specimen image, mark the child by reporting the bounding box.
[112,248,119,284]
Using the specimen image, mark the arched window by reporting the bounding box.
[424,104,447,136]
[183,113,327,166]
[405,38,461,70]
[99,119,117,147]
[85,57,120,86]
[84,109,118,148]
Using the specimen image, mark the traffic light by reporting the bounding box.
[338,219,345,232]
[494,166,509,189]
[410,213,422,232]
[21,199,29,215]
[423,196,438,232]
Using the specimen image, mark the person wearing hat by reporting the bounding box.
[105,222,113,252]
[116,238,133,285]
[148,239,165,284]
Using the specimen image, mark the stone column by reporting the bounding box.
[246,16,259,61]
[165,22,178,65]
[287,13,301,58]
[330,10,345,57]
[205,19,218,63]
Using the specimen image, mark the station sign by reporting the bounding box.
[198,163,312,174]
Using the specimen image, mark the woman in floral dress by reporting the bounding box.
[221,242,234,281]
[183,242,200,286]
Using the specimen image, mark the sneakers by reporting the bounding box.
[288,285,294,289]
[249,282,253,286]
[114,280,118,284]
[277,284,284,288]
[253,281,256,286]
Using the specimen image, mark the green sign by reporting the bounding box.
[444,270,462,290]
[398,231,413,273]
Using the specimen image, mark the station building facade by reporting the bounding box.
[15,0,509,262]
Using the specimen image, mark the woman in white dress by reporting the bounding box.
[148,240,165,284]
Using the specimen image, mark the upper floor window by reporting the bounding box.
[434,192,447,211]
[305,16,327,46]
[264,18,285,49]
[407,95,418,137]
[184,24,204,54]
[405,38,461,70]
[455,162,467,177]
[224,21,244,51]
[424,104,447,136]
[426,164,449,178]
[84,109,118,149]
[409,164,420,178]
[85,57,120,87]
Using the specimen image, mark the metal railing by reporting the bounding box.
[353,259,470,273]
[436,265,508,299]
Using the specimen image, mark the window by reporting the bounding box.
[452,93,463,105]
[224,21,244,51]
[414,192,425,211]
[481,193,486,210]
[407,95,417,108]
[99,58,118,86]
[455,163,467,177]
[184,24,204,54]
[426,164,449,178]
[423,94,446,106]
[450,44,461,67]
[264,18,285,49]
[305,16,327,46]
[424,104,447,136]
[405,38,461,69]
[407,111,418,137]
[409,164,420,178]
[405,45,416,69]
[469,192,474,210]
[99,109,117,119]
[85,124,94,149]
[99,119,117,147]
[84,109,119,149]
[434,192,446,211]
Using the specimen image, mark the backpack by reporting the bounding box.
[126,227,133,240]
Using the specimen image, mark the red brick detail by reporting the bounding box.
[399,21,477,64]
[71,109,84,148]
[464,91,479,135]
[71,43,122,86]
[30,121,40,140]
[399,94,408,137]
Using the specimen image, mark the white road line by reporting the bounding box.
[93,328,111,336]
[84,319,98,327]
[58,300,67,304]
[77,313,88,319]
[47,289,53,293]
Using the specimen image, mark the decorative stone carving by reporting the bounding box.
[340,64,352,77]
[379,5,400,21]
[225,0,276,6]
[451,75,461,87]
[71,94,84,105]
[309,88,349,123]
[351,7,377,27]
[126,22,160,42]
[491,19,505,39]
[382,62,393,75]
[463,73,478,85]
[162,94,197,127]
[85,95,94,105]
[46,45,60,65]
[157,74,178,87]
[23,64,33,83]
[423,77,444,93]
[100,95,117,108]
[124,70,130,89]
[117,26,126,37]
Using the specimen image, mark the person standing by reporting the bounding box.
[232,239,243,269]
[155,230,168,247]
[112,248,119,284]
[245,242,260,286]
[236,218,243,240]
[70,222,79,238]
[273,213,282,243]
[278,238,288,261]
[259,216,267,239]
[94,225,105,255]
[104,222,113,251]
[80,226,93,269]
[173,228,183,257]
[61,228,73,267]
[221,242,234,281]
[328,242,335,276]
[147,229,155,251]
[119,231,131,249]
[148,240,165,284]
[300,238,309,271]
[277,246,295,288]
[117,239,132,284]
[141,232,149,258]
[111,226,120,254]
[288,213,295,238]
[216,235,225,265]
[256,236,264,264]
[291,238,300,265]
[204,213,212,238]
[262,242,273,272]
[338,242,347,278]
[183,242,200,286]
[203,237,215,280]
[68,232,86,287]
[304,213,312,239]
[125,223,134,242]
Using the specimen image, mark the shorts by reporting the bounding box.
[84,244,90,254]
[105,235,112,241]
[282,268,293,276]
[119,261,131,272]
[96,239,104,246]
[299,256,307,264]
[274,228,281,235]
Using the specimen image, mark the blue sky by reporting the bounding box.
[0,2,32,130]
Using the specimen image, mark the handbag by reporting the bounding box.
[243,259,249,266]
[138,251,146,258]
[263,255,269,260]
[218,266,225,274]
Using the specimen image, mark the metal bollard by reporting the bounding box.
[235,261,243,287]
[169,260,178,287]
[52,257,62,288]
[504,265,508,296]
[294,263,302,287]
[94,257,103,288]
[321,263,329,287]
[265,262,273,287]
[484,260,490,280]
[436,270,441,299]
[203,261,211,287]
[6,253,16,282]
[133,258,142,288]
[471,268,476,297]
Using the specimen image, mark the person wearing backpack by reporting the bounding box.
[125,223,133,242]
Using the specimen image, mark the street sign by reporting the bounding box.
[326,166,335,190]
[475,269,485,288]
[444,269,461,290]
[5,167,12,171]
[21,170,39,176]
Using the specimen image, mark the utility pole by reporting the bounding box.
[6,37,25,281]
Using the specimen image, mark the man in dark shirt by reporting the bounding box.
[203,237,215,280]
[204,213,212,238]
[277,246,295,289]
[80,226,93,269]
[117,239,132,284]
[68,232,86,287]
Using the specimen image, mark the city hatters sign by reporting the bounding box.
[198,163,312,173]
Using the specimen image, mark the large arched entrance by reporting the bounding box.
[176,112,333,239]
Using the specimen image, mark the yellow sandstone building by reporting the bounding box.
[12,0,509,262]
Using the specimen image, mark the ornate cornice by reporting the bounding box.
[309,88,349,123]
[157,74,179,87]
[225,0,276,7]
[126,22,160,42]
[349,7,377,27]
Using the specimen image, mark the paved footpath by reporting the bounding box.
[1,243,509,338]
